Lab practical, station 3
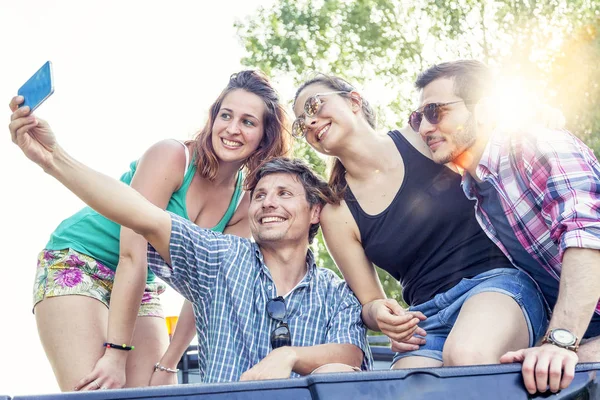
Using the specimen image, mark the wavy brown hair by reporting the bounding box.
[293,74,377,201]
[190,70,291,181]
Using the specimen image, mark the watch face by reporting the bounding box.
[551,329,576,346]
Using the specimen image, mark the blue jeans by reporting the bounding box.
[392,268,548,364]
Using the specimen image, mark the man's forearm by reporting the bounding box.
[287,343,363,375]
[46,146,171,259]
[549,247,600,339]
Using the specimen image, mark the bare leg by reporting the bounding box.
[35,296,108,391]
[392,357,443,369]
[443,292,529,366]
[578,336,600,362]
[124,315,170,387]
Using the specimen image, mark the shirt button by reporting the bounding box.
[267,285,272,290]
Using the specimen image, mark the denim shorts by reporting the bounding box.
[33,248,166,317]
[392,268,548,365]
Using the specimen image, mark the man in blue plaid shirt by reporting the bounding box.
[11,112,373,383]
[146,158,372,381]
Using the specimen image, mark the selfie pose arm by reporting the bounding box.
[9,97,172,262]
[320,203,426,345]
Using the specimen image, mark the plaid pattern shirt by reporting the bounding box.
[147,212,372,383]
[462,127,600,315]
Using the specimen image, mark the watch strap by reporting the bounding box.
[542,329,579,352]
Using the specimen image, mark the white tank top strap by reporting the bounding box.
[234,189,245,212]
[234,171,245,212]
[173,139,191,179]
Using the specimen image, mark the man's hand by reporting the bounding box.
[500,343,578,394]
[367,299,427,343]
[240,347,297,381]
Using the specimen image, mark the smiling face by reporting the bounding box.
[417,78,477,165]
[211,89,266,165]
[293,84,356,155]
[249,172,320,246]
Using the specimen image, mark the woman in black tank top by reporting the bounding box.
[291,75,530,369]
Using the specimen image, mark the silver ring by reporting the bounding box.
[101,387,108,390]
[92,380,100,389]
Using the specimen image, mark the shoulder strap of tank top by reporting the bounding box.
[388,130,415,156]
[173,139,190,179]
[173,139,191,179]
[234,170,245,212]
[388,130,434,164]
[210,170,245,232]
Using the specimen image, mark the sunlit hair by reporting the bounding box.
[415,60,493,111]
[245,157,335,244]
[189,70,291,181]
[293,73,377,200]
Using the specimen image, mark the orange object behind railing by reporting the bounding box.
[165,315,179,339]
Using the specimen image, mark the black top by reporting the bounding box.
[345,130,513,306]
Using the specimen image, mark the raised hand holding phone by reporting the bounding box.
[9,96,58,170]
[18,61,55,112]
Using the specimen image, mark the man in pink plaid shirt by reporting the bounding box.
[409,59,600,395]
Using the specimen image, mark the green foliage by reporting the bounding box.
[236,0,600,305]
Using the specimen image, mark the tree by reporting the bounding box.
[236,0,600,304]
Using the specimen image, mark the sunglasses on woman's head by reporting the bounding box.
[408,100,465,132]
[292,91,348,139]
[266,296,291,349]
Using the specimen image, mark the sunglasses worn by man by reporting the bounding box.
[408,100,465,132]
[292,91,349,138]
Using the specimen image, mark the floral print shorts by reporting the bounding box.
[33,248,165,317]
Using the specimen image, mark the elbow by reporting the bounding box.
[348,346,364,368]
[135,212,167,244]
[117,253,148,271]
[132,223,153,239]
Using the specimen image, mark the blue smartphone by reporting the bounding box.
[18,61,54,112]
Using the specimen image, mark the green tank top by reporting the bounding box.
[46,157,244,283]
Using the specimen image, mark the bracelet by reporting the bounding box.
[154,362,179,373]
[103,342,135,351]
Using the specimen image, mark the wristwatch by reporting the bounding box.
[542,328,579,352]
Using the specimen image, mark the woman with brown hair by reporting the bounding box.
[26,70,290,391]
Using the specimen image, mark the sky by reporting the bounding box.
[0,0,277,395]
